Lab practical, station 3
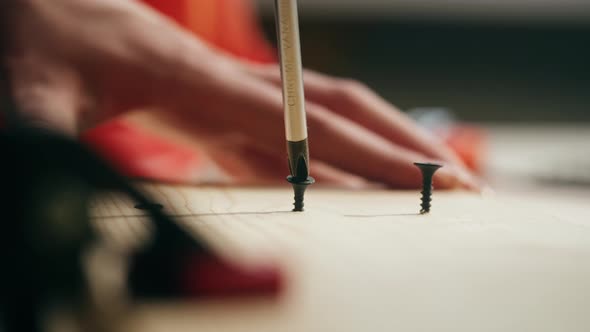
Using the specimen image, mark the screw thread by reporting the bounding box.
[419,186,433,214]
[293,191,305,211]
[287,176,314,212]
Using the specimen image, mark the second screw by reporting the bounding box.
[414,162,443,214]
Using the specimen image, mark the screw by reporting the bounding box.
[287,176,315,212]
[414,162,443,214]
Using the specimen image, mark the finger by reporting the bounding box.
[311,161,372,189]
[169,72,474,189]
[228,147,373,189]
[248,64,482,190]
[127,110,370,189]
[306,101,474,189]
[218,139,372,188]
[432,161,482,191]
[246,64,465,168]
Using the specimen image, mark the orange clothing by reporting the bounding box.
[143,0,275,63]
[83,0,277,183]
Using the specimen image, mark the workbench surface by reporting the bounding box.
[86,125,590,331]
[92,179,590,332]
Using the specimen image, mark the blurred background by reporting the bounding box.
[255,0,590,122]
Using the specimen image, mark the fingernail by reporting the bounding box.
[433,166,461,189]
[480,184,496,197]
[434,164,482,191]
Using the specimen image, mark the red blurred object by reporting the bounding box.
[142,0,275,63]
[82,120,205,183]
[128,246,283,299]
[180,254,283,297]
[443,125,487,173]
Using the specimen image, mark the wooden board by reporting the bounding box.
[91,184,590,332]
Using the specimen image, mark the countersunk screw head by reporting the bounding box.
[414,162,443,214]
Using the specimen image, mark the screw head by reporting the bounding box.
[414,162,442,177]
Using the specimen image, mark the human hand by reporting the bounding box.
[4,0,481,190]
[242,63,481,189]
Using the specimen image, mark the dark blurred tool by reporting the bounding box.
[0,128,125,332]
[274,0,315,211]
[0,129,282,332]
[0,75,281,332]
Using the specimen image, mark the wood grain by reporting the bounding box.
[92,184,590,332]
